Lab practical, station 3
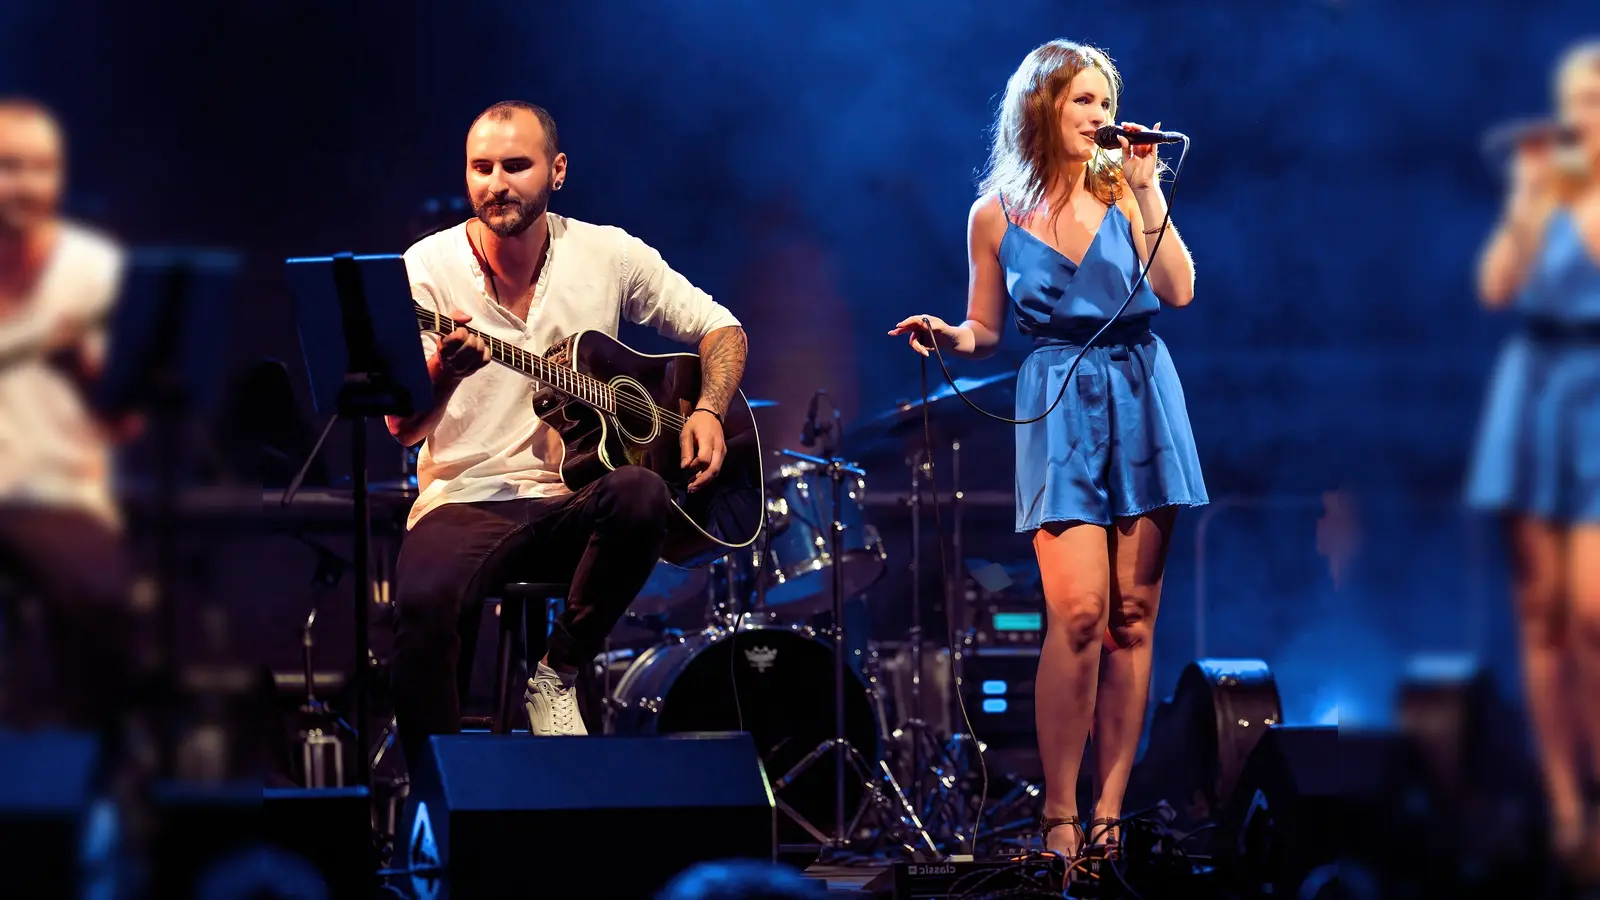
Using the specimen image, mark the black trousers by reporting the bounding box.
[0,504,137,730]
[391,467,671,764]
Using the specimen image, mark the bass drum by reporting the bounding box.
[610,626,881,847]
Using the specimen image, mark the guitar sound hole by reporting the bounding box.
[611,377,660,444]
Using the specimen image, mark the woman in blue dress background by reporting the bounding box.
[1467,40,1600,866]
[890,39,1207,858]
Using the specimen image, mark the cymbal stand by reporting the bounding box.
[898,435,988,852]
[945,437,974,766]
[951,439,965,644]
[769,450,937,860]
[906,448,928,817]
[900,446,960,839]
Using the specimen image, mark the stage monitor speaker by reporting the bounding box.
[264,787,377,896]
[405,733,775,898]
[149,782,377,899]
[1126,658,1283,827]
[0,730,106,898]
[1217,724,1337,899]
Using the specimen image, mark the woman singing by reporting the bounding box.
[890,40,1207,858]
[1466,40,1600,867]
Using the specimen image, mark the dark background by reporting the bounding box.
[4,0,1594,730]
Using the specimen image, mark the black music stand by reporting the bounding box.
[285,252,433,790]
[94,249,239,728]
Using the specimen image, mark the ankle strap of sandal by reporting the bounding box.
[1040,816,1083,839]
[1086,817,1122,844]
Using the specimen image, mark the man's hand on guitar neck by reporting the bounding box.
[388,309,490,447]
[436,310,491,382]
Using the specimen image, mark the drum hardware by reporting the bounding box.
[891,442,975,837]
[905,447,930,820]
[770,449,936,858]
[293,606,354,788]
[841,375,1028,854]
[870,641,956,781]
[757,455,887,616]
[605,449,935,859]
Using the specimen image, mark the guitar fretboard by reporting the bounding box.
[413,303,617,413]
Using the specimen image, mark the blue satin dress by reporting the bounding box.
[1466,209,1600,523]
[1005,200,1209,532]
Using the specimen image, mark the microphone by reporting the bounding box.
[1481,118,1577,152]
[1094,125,1186,150]
[799,390,822,447]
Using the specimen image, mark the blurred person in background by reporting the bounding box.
[1467,40,1600,870]
[0,97,141,734]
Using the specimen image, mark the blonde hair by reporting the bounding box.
[1555,39,1600,103]
[1553,40,1600,198]
[978,40,1125,217]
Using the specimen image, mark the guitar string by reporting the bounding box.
[415,308,690,432]
[420,314,685,429]
[468,325,689,430]
[458,220,686,429]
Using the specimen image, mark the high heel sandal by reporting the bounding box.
[1086,817,1122,858]
[1040,816,1086,859]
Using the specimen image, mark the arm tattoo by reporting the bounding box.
[696,326,748,416]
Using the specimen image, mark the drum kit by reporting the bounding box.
[312,377,1033,858]
[593,375,1031,858]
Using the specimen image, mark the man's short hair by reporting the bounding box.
[0,97,61,129]
[473,101,559,158]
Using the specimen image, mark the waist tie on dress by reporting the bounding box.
[1028,315,1154,361]
[1524,316,1600,347]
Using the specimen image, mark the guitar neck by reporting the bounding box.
[413,304,617,412]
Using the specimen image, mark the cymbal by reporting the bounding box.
[844,371,1014,459]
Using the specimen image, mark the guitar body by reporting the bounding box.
[532,330,764,569]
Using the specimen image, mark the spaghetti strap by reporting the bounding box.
[997,193,1014,227]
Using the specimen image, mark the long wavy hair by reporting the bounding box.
[978,40,1125,218]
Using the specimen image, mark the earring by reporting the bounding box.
[554,182,563,191]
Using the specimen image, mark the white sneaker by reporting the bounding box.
[525,662,588,736]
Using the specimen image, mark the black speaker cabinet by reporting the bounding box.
[1217,724,1337,898]
[0,730,103,898]
[405,733,775,898]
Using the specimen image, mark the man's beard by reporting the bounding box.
[474,182,552,238]
[0,196,50,237]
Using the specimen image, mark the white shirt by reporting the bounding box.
[403,214,740,530]
[0,222,124,524]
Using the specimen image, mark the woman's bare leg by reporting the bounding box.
[1091,508,1177,844]
[1033,521,1114,856]
[1564,523,1600,860]
[1509,516,1580,857]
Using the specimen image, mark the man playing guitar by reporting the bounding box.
[0,98,141,731]
[386,101,748,756]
